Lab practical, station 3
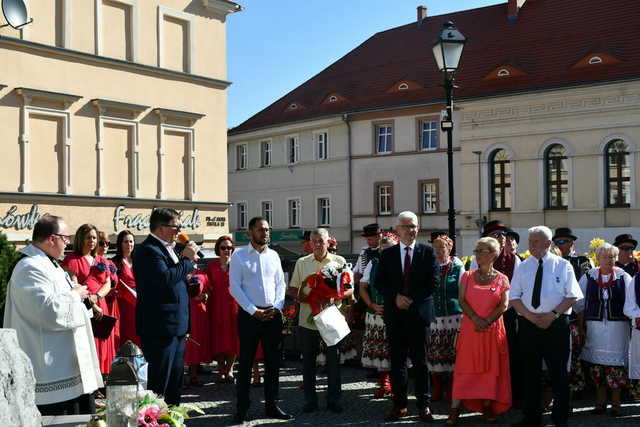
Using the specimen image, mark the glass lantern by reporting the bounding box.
[106,359,138,427]
[116,340,148,390]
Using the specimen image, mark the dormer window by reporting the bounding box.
[497,68,511,77]
[289,103,298,110]
[398,83,409,90]
[588,56,603,65]
[328,95,338,103]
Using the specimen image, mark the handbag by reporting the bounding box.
[313,305,351,347]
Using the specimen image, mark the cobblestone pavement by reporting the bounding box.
[182,361,640,427]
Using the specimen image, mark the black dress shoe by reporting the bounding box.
[266,405,293,420]
[303,402,318,413]
[327,402,343,413]
[232,412,247,424]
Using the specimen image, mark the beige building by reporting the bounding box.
[0,0,241,244]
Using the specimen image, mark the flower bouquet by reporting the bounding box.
[95,389,203,427]
[303,261,352,323]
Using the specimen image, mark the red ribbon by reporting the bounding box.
[305,271,344,315]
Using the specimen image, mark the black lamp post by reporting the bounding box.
[432,21,467,254]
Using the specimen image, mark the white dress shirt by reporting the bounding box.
[510,252,583,314]
[229,244,287,315]
[399,241,416,271]
[150,233,179,264]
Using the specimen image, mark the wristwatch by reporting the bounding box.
[551,310,560,319]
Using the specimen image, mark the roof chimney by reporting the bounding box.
[507,0,527,21]
[417,5,427,22]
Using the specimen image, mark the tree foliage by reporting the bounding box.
[0,232,21,308]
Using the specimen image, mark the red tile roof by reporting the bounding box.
[229,0,640,135]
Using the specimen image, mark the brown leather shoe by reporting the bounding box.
[384,407,408,422]
[418,407,434,422]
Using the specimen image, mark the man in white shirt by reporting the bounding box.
[229,217,292,423]
[510,226,583,427]
[4,215,102,415]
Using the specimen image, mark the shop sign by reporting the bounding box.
[0,204,46,231]
[113,205,201,232]
[233,229,303,244]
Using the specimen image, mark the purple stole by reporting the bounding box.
[583,272,626,321]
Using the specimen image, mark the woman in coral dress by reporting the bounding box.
[63,224,116,375]
[185,268,213,386]
[447,237,511,426]
[96,231,120,350]
[112,230,140,347]
[207,236,263,384]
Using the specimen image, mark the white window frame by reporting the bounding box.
[419,119,439,151]
[236,143,247,170]
[316,131,328,160]
[261,200,273,225]
[316,195,331,227]
[157,5,196,72]
[95,0,139,61]
[286,135,300,164]
[377,183,393,216]
[22,0,72,48]
[95,116,140,197]
[236,201,247,230]
[375,123,393,154]
[260,139,272,167]
[421,181,438,214]
[287,197,302,228]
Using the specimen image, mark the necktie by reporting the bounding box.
[402,247,412,295]
[531,258,543,309]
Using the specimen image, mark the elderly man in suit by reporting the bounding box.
[376,211,437,422]
[134,208,199,405]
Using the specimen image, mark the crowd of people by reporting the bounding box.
[3,209,640,427]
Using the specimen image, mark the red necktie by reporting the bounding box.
[402,247,412,295]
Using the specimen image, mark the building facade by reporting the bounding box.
[0,0,240,244]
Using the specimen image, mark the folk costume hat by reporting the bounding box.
[553,227,578,241]
[482,220,509,237]
[613,233,638,248]
[361,223,381,237]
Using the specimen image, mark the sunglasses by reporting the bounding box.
[99,241,110,247]
[219,246,234,251]
[161,224,182,231]
[619,246,635,251]
[490,232,506,238]
[554,239,572,245]
[473,248,493,255]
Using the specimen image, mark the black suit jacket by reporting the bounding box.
[134,235,194,338]
[375,242,437,323]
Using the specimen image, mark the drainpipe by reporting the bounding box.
[343,114,353,253]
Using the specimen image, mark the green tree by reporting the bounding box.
[0,232,21,308]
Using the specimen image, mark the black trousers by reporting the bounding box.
[141,335,185,406]
[504,307,523,401]
[298,326,341,406]
[236,309,282,413]
[519,315,570,426]
[37,393,95,416]
[386,307,430,410]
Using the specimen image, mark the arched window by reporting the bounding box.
[490,149,511,210]
[545,144,568,209]
[605,139,630,207]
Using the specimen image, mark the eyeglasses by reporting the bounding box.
[98,241,110,247]
[161,224,182,232]
[490,232,506,238]
[53,233,72,243]
[399,225,418,230]
[219,246,234,251]
[600,255,617,260]
[554,239,571,245]
[619,246,635,251]
[473,248,493,255]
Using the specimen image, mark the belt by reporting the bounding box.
[256,305,274,310]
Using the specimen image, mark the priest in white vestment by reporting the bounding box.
[3,215,103,415]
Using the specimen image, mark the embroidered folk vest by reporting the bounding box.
[583,272,627,321]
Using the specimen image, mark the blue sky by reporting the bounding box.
[226,0,504,128]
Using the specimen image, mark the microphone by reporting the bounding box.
[176,233,205,259]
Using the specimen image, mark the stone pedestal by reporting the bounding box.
[0,328,42,427]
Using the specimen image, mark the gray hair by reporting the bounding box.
[528,226,552,241]
[310,228,329,242]
[396,211,418,225]
[477,237,500,254]
[595,242,619,259]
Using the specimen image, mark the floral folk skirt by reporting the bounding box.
[585,362,629,389]
[427,314,461,373]
[360,312,391,371]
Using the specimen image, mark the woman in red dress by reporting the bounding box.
[112,230,140,347]
[185,268,213,386]
[447,237,511,426]
[62,224,116,376]
[96,231,120,350]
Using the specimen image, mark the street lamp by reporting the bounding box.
[432,20,467,254]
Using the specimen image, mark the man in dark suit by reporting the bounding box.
[376,211,437,422]
[134,208,198,405]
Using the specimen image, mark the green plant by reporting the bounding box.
[0,232,21,308]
